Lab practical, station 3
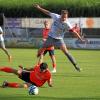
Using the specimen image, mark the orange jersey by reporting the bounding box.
[45,46,54,50]
[43,28,54,50]
[43,28,50,39]
[30,65,51,87]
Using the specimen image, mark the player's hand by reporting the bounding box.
[33,4,41,9]
[82,38,89,43]
[49,84,53,87]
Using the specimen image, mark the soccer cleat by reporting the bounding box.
[51,69,56,73]
[8,55,12,62]
[18,65,24,69]
[2,81,8,88]
[74,65,81,72]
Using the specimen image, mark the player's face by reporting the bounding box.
[44,21,50,28]
[61,14,68,22]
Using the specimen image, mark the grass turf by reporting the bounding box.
[0,48,100,100]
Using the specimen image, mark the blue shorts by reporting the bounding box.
[44,50,54,56]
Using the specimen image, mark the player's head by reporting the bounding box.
[44,20,50,29]
[40,62,48,72]
[60,10,68,22]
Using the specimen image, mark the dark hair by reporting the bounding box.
[61,10,68,14]
[40,63,48,71]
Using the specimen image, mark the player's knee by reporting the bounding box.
[17,69,22,75]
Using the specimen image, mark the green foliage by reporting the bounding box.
[0,0,100,17]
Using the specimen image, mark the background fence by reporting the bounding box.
[2,15,100,49]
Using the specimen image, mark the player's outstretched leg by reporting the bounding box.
[50,55,56,73]
[0,66,18,74]
[37,48,46,57]
[1,47,12,62]
[60,44,81,72]
[1,80,28,88]
[65,52,81,72]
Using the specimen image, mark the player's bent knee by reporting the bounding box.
[17,69,22,75]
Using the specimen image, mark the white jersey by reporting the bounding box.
[0,27,4,41]
[48,13,72,39]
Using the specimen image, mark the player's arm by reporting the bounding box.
[47,77,53,87]
[67,22,85,42]
[73,29,88,43]
[33,4,51,16]
[19,65,34,71]
[72,29,84,42]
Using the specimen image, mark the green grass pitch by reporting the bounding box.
[0,49,100,100]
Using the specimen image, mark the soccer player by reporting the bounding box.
[33,4,86,72]
[69,23,81,37]
[0,63,52,87]
[38,20,56,73]
[0,26,12,62]
[72,24,80,33]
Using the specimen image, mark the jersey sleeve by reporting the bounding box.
[67,21,73,30]
[0,27,3,33]
[49,13,60,20]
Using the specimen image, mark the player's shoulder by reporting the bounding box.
[34,64,40,70]
[46,69,51,75]
[50,13,60,19]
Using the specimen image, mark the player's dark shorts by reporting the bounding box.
[44,50,54,56]
[19,71,37,86]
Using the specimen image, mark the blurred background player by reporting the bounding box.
[0,62,52,87]
[38,20,56,73]
[0,27,12,62]
[33,4,86,72]
[73,23,80,34]
[0,14,12,62]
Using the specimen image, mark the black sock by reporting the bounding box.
[65,52,77,67]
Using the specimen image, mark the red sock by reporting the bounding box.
[0,67,13,73]
[8,83,20,88]
[53,63,56,69]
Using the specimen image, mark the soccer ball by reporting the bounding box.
[28,85,39,95]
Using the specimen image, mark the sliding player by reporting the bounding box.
[0,63,52,87]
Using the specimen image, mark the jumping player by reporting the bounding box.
[0,26,12,62]
[0,63,52,87]
[33,4,86,72]
[38,20,56,73]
